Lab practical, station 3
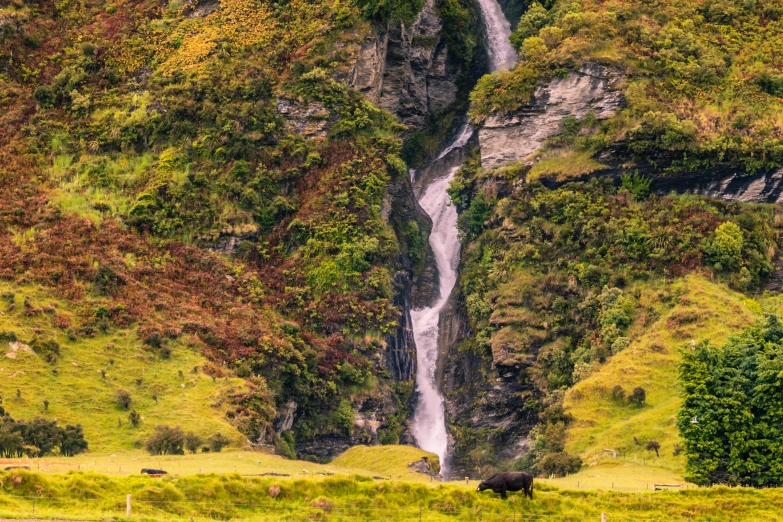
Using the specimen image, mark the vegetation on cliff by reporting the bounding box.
[0,0,431,455]
[472,0,783,173]
[448,154,781,472]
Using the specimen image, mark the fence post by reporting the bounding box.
[601,513,607,522]
[126,494,132,518]
[32,493,35,516]
[419,505,423,522]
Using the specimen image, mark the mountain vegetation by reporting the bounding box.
[472,0,783,173]
[0,0,437,456]
[2,0,783,507]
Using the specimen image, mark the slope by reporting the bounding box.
[563,275,758,474]
[0,281,246,451]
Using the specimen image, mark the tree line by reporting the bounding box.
[0,405,88,458]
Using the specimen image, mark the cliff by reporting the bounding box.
[352,0,462,131]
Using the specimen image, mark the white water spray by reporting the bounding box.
[410,0,515,476]
[410,124,473,470]
[477,0,517,71]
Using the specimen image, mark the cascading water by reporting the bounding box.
[477,0,517,72]
[410,0,516,477]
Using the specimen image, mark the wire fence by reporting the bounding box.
[0,494,782,522]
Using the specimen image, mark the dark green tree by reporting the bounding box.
[678,316,783,486]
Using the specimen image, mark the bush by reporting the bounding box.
[333,400,355,432]
[353,0,425,21]
[208,433,230,453]
[145,426,185,455]
[30,338,61,364]
[646,439,660,457]
[184,432,204,454]
[128,410,141,428]
[628,386,646,407]
[704,222,744,272]
[274,432,297,460]
[92,265,122,296]
[536,451,582,477]
[116,390,131,409]
[611,385,626,402]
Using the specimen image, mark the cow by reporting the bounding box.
[476,472,534,500]
[141,468,168,476]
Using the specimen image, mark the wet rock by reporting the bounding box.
[479,63,624,170]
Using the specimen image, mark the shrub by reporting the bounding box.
[536,451,582,477]
[611,385,626,402]
[333,400,356,432]
[184,432,204,454]
[92,265,122,296]
[208,433,230,453]
[628,386,646,407]
[646,439,660,457]
[274,432,297,460]
[469,65,541,121]
[30,338,61,364]
[145,426,185,455]
[128,410,141,428]
[704,222,744,272]
[116,390,131,409]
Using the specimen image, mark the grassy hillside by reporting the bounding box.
[332,445,440,481]
[564,275,757,474]
[0,281,246,451]
[0,0,429,452]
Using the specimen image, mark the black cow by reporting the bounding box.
[476,472,534,499]
[141,468,168,476]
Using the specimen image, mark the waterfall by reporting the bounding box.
[477,0,517,72]
[410,0,515,477]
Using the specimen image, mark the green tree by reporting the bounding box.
[705,222,744,271]
[185,432,204,454]
[678,316,783,486]
[145,426,185,455]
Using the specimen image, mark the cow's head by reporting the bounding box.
[476,480,489,492]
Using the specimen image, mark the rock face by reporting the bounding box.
[352,0,461,130]
[440,293,540,478]
[479,63,624,170]
[651,168,783,204]
[294,393,400,461]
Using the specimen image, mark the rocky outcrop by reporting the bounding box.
[440,293,539,478]
[408,456,442,480]
[352,0,461,130]
[295,392,400,461]
[276,98,330,139]
[651,168,783,204]
[479,63,624,170]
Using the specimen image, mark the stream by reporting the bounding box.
[409,0,517,478]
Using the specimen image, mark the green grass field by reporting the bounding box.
[0,446,439,483]
[1,466,783,521]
